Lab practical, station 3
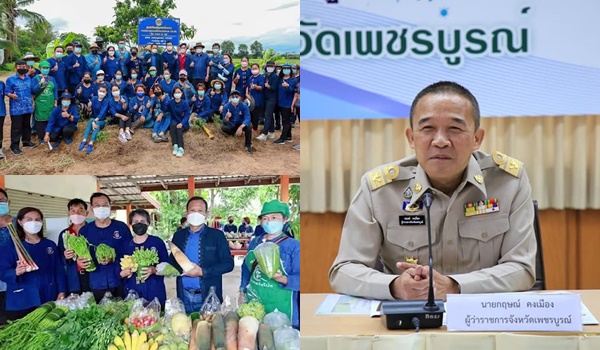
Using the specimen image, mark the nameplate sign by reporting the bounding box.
[446,293,582,332]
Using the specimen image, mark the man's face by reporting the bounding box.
[68,204,87,216]
[91,195,110,209]
[187,200,207,217]
[261,213,284,225]
[405,93,484,187]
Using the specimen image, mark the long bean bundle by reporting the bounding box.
[68,235,96,272]
[7,223,38,271]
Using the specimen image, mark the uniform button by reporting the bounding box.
[407,240,414,248]
[482,231,488,239]
[447,239,453,245]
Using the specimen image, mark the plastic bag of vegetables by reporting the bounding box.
[95,243,116,264]
[164,297,186,325]
[254,242,281,279]
[132,246,159,283]
[156,262,181,277]
[128,297,162,333]
[200,286,222,321]
[238,300,266,321]
[274,326,300,350]
[264,309,292,331]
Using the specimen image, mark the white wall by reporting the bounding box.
[5,175,97,201]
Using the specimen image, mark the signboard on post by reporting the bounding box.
[138,17,180,46]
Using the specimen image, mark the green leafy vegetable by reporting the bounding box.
[237,301,266,320]
[68,235,96,272]
[96,243,116,263]
[156,262,180,277]
[132,247,159,283]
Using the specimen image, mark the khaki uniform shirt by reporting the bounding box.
[329,151,536,300]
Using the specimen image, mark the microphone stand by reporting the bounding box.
[380,192,445,331]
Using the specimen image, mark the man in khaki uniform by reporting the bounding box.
[329,81,536,301]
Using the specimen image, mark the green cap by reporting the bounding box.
[39,61,50,68]
[259,200,290,218]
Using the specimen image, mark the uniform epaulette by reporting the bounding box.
[492,151,523,178]
[367,163,414,191]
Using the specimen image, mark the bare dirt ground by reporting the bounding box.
[0,73,299,175]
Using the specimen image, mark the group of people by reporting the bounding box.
[0,189,300,329]
[0,38,300,157]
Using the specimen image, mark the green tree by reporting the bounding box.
[250,40,263,59]
[1,0,49,61]
[16,21,55,59]
[237,43,249,59]
[93,0,196,47]
[221,40,235,56]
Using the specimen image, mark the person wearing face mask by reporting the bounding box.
[273,63,297,145]
[57,198,90,294]
[91,70,110,97]
[208,43,225,88]
[217,54,235,94]
[66,41,88,95]
[208,79,228,117]
[167,86,191,157]
[162,41,178,76]
[94,37,107,60]
[129,84,153,131]
[79,85,109,154]
[116,38,131,80]
[31,61,58,144]
[189,83,212,123]
[47,46,68,96]
[233,56,252,100]
[124,68,144,100]
[118,209,168,310]
[126,47,143,86]
[144,66,162,97]
[109,84,131,143]
[65,42,74,56]
[221,90,253,154]
[175,70,196,104]
[111,70,127,95]
[150,85,172,142]
[0,207,67,321]
[102,45,120,84]
[239,217,254,236]
[5,60,37,155]
[190,42,210,89]
[0,189,13,324]
[240,200,300,330]
[79,193,132,303]
[75,72,95,119]
[23,52,41,79]
[168,196,234,314]
[175,43,192,81]
[223,216,238,234]
[44,92,79,149]
[159,68,176,97]
[85,43,103,81]
[259,61,279,141]
[248,63,265,135]
[144,43,164,76]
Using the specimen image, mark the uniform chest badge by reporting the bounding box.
[403,187,413,199]
[113,231,121,239]
[46,247,54,255]
[405,257,418,264]
[465,199,500,217]
[402,201,423,213]
[150,246,157,253]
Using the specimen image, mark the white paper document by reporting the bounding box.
[315,294,381,316]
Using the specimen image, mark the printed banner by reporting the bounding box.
[138,17,180,46]
[301,0,600,119]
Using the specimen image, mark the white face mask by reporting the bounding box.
[196,49,203,54]
[241,62,248,68]
[167,45,173,51]
[187,212,206,226]
[251,69,259,75]
[152,49,158,54]
[108,51,115,56]
[97,92,106,98]
[267,67,274,73]
[70,215,86,225]
[23,221,43,235]
[112,91,120,97]
[173,93,182,99]
[93,207,111,220]
[97,75,105,82]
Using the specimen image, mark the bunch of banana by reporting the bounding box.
[120,255,138,273]
[108,329,163,350]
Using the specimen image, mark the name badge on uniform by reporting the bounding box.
[464,198,500,217]
[399,215,426,226]
[402,201,423,213]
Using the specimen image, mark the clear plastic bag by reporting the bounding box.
[99,291,114,306]
[156,262,181,277]
[129,297,161,332]
[164,297,186,325]
[221,295,234,314]
[245,284,263,303]
[274,326,300,350]
[124,289,140,302]
[254,242,281,279]
[200,286,222,321]
[264,309,291,331]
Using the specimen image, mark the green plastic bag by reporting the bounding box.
[254,242,281,279]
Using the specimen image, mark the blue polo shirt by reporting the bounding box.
[182,226,204,290]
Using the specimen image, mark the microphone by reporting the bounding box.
[380,191,445,331]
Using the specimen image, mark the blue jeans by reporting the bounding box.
[82,119,106,142]
[262,98,276,135]
[152,115,171,135]
[182,289,204,315]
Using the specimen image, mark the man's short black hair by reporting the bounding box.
[409,81,481,130]
[67,198,88,211]
[89,192,111,206]
[186,196,208,211]
[129,209,151,224]
[180,217,187,225]
[15,60,26,66]
[0,188,7,199]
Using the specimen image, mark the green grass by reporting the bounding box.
[0,62,15,72]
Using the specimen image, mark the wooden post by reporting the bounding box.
[126,204,132,223]
[280,175,289,203]
[0,175,5,189]
[188,176,195,197]
[96,179,100,192]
